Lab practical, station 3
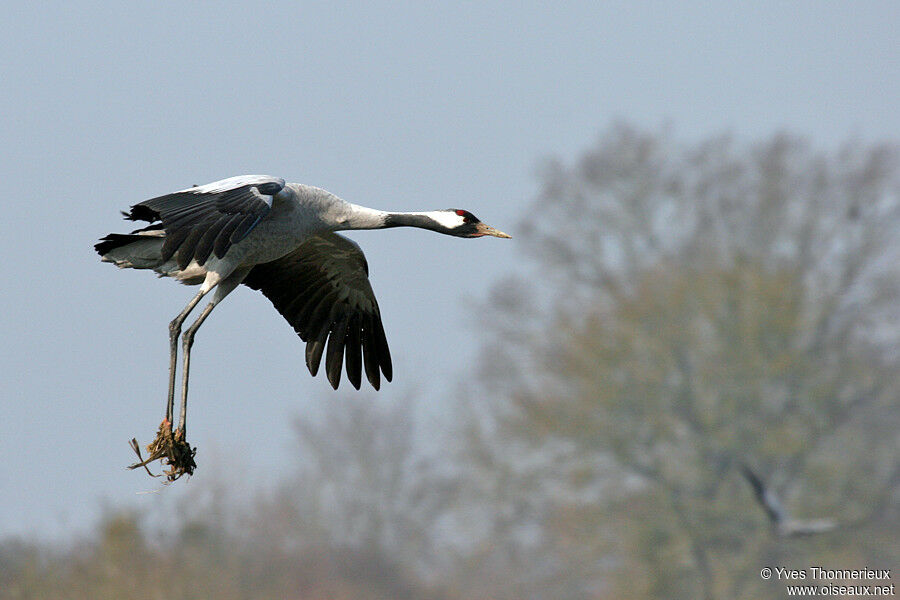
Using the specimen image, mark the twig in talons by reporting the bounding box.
[128,419,197,482]
[128,437,160,478]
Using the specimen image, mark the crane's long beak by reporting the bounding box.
[476,222,512,238]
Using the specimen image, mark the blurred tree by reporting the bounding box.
[244,394,463,593]
[467,123,900,599]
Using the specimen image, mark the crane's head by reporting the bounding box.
[439,209,512,238]
[381,209,512,238]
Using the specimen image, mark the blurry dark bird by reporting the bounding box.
[96,175,510,459]
[739,463,838,537]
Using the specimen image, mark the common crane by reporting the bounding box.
[95,175,510,479]
[740,463,838,537]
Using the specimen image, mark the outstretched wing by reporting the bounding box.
[242,232,393,391]
[740,464,787,525]
[125,175,286,269]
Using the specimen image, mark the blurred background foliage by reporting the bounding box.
[3,123,899,599]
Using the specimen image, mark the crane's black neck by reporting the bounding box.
[382,213,443,231]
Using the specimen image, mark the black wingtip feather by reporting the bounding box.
[306,341,324,376]
[95,234,131,256]
[306,312,333,378]
[375,318,393,382]
[126,204,160,223]
[345,315,363,390]
[325,316,349,390]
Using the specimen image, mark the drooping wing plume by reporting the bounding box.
[125,175,285,269]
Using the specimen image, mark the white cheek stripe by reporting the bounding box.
[424,211,466,229]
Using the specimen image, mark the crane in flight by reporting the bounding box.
[739,463,838,537]
[96,175,510,479]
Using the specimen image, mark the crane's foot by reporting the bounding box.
[128,418,197,482]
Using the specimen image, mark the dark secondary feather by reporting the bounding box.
[125,177,285,269]
[242,232,392,391]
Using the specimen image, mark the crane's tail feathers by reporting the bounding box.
[95,229,166,269]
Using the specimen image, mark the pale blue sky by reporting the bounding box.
[1,2,897,539]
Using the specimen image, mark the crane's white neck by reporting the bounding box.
[338,204,464,233]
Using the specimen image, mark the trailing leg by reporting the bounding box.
[176,269,249,437]
[167,287,212,424]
